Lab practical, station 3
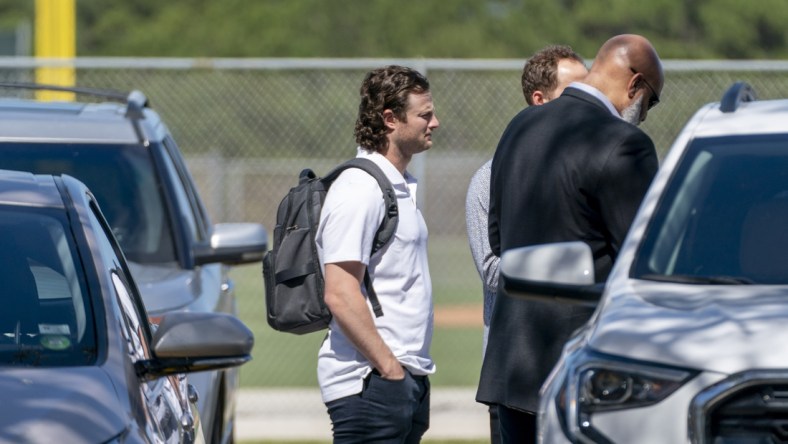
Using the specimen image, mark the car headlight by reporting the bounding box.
[553,348,698,443]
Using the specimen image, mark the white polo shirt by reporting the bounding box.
[315,147,435,403]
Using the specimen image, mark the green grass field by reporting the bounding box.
[230,235,485,388]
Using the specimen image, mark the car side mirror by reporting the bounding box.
[135,311,254,379]
[194,222,268,265]
[500,241,603,306]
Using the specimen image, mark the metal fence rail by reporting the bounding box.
[3,57,783,229]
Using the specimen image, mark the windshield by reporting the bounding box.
[0,143,176,264]
[632,134,788,285]
[0,207,96,366]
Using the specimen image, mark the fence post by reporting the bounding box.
[412,60,428,209]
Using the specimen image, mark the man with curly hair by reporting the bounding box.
[465,44,587,444]
[316,65,440,442]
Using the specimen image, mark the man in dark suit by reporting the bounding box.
[476,34,663,443]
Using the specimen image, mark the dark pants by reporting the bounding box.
[490,404,502,444]
[498,405,536,444]
[326,369,430,443]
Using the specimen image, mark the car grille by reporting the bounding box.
[690,371,788,444]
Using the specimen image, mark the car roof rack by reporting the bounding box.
[0,81,149,110]
[720,81,757,113]
[0,81,151,146]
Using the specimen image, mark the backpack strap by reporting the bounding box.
[363,271,383,317]
[337,158,399,253]
[322,157,399,318]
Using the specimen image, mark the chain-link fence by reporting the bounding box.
[2,57,787,398]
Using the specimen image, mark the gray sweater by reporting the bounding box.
[464,159,499,352]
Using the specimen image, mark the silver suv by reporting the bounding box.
[501,82,788,443]
[0,83,267,444]
[0,168,254,443]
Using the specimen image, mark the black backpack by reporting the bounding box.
[263,158,399,334]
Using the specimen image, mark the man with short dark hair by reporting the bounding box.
[520,45,587,104]
[465,44,587,444]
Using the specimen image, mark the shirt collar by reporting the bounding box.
[355,147,412,187]
[568,82,621,118]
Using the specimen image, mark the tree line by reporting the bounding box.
[1,0,785,60]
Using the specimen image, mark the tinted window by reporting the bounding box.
[633,134,788,284]
[86,201,152,361]
[164,137,210,239]
[0,143,176,263]
[0,206,96,366]
[158,140,200,242]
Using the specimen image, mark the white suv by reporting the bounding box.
[501,82,788,443]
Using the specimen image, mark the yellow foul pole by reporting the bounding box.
[35,0,76,101]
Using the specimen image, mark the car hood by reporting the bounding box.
[128,261,199,315]
[0,367,126,443]
[589,280,788,374]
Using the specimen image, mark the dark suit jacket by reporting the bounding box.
[476,86,658,412]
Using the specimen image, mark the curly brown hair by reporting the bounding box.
[521,45,584,105]
[354,65,430,152]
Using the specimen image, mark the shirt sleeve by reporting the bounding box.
[465,160,500,292]
[317,169,386,266]
[597,130,659,253]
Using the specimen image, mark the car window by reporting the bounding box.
[158,139,201,243]
[0,206,96,366]
[0,143,177,264]
[163,136,210,241]
[86,199,153,361]
[633,134,788,284]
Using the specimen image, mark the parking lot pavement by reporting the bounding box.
[236,387,489,442]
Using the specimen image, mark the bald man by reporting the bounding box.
[477,34,663,443]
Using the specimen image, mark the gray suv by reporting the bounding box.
[0,83,267,444]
